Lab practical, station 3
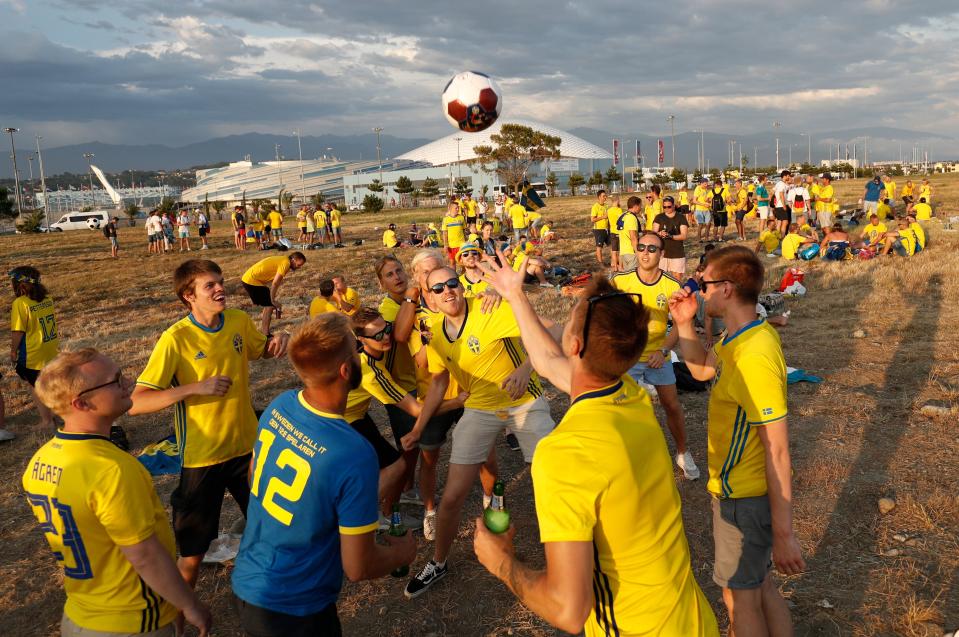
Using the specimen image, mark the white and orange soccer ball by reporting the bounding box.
[441,71,502,133]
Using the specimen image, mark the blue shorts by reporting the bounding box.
[892,239,907,256]
[628,359,677,387]
[694,210,711,224]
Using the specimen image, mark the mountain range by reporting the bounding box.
[1,126,950,180]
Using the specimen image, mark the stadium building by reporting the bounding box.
[343,119,613,207]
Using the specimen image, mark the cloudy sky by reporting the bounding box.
[2,0,957,147]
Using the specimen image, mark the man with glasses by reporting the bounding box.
[669,245,804,635]
[611,232,700,480]
[400,267,555,599]
[25,349,212,637]
[653,195,690,279]
[471,262,719,636]
[131,260,289,595]
[345,307,466,527]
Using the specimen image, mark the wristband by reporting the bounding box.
[403,297,416,304]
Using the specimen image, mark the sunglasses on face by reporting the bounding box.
[460,250,480,259]
[701,278,734,293]
[636,244,660,253]
[361,322,393,342]
[663,205,674,209]
[580,292,641,358]
[77,370,124,398]
[429,278,461,294]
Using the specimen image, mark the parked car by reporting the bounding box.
[48,210,111,231]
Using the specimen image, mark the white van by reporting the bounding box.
[48,210,111,232]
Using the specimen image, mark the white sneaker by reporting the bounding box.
[676,451,700,480]
[423,510,437,541]
[201,245,209,250]
[400,488,423,505]
[0,429,14,442]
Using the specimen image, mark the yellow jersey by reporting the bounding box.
[137,309,266,468]
[344,349,409,423]
[378,297,419,393]
[861,222,887,245]
[442,213,467,248]
[809,183,821,208]
[876,201,891,220]
[678,190,690,206]
[643,199,662,230]
[732,188,748,212]
[241,255,292,287]
[329,209,342,229]
[606,206,624,236]
[610,270,680,363]
[509,204,528,230]
[313,210,327,228]
[504,196,514,211]
[693,184,709,211]
[296,210,307,228]
[338,287,360,316]
[780,233,805,260]
[23,431,178,633]
[919,184,931,202]
[914,202,932,220]
[466,200,478,218]
[308,297,338,318]
[898,228,917,255]
[885,180,897,200]
[758,229,781,253]
[251,213,265,232]
[590,202,608,230]
[617,212,640,256]
[425,299,543,410]
[459,272,488,298]
[11,295,59,370]
[817,184,835,213]
[533,377,719,637]
[910,222,926,250]
[901,183,914,198]
[525,210,542,225]
[708,320,787,498]
[383,229,398,247]
[267,211,284,229]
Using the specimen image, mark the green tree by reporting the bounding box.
[567,172,585,196]
[453,178,470,196]
[124,201,140,226]
[669,167,687,184]
[545,172,558,197]
[692,169,703,183]
[212,200,227,220]
[251,198,270,215]
[16,210,45,233]
[394,176,414,206]
[0,187,15,220]
[157,196,176,213]
[310,192,325,208]
[281,191,295,212]
[411,189,422,207]
[471,123,561,196]
[368,179,384,193]
[708,168,721,181]
[604,165,621,189]
[481,184,489,198]
[421,177,440,199]
[652,172,671,187]
[362,194,384,213]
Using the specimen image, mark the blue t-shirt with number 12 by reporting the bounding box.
[231,389,379,616]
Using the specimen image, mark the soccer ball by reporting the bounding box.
[441,71,502,133]
[86,218,102,230]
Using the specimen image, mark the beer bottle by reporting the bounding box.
[483,481,510,534]
[389,505,409,577]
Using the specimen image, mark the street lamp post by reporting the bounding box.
[773,121,782,172]
[83,152,96,208]
[26,154,35,208]
[453,137,462,179]
[36,136,48,225]
[4,127,23,217]
[666,115,676,168]
[293,129,305,205]
[372,127,383,185]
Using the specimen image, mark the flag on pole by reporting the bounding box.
[658,139,665,164]
[613,139,620,166]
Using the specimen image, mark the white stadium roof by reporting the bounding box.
[395,118,612,165]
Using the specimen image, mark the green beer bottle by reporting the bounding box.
[388,505,409,578]
[483,481,510,534]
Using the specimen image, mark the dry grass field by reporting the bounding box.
[0,174,957,636]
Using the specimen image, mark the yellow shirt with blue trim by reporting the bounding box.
[861,222,887,245]
[11,295,59,370]
[910,222,926,250]
[378,297,419,394]
[344,350,409,423]
[137,310,266,468]
[610,270,680,362]
[313,210,327,229]
[533,378,719,637]
[617,212,640,256]
[426,298,542,410]
[897,227,916,255]
[242,255,291,287]
[442,213,467,248]
[606,206,624,237]
[459,272,489,298]
[23,431,177,633]
[708,320,788,499]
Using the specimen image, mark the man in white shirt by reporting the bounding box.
[772,170,793,236]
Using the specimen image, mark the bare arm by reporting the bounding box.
[10,331,24,363]
[757,421,805,576]
[392,291,419,343]
[668,289,717,381]
[340,530,415,582]
[119,535,211,635]
[129,378,232,416]
[400,371,449,450]
[269,274,285,307]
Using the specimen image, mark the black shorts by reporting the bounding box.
[243,282,274,307]
[15,364,40,386]
[735,210,748,221]
[172,454,252,557]
[678,205,690,215]
[610,233,621,252]
[902,195,913,205]
[199,226,209,237]
[592,229,610,247]
[714,211,728,227]
[467,216,477,227]
[386,404,462,451]
[773,207,791,222]
[349,415,401,469]
[235,596,341,637]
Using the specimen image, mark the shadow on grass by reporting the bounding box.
[804,273,942,624]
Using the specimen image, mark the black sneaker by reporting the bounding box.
[110,425,130,451]
[404,560,448,599]
[505,432,521,452]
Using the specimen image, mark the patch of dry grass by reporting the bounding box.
[1,174,958,636]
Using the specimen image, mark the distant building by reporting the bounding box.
[820,158,861,170]
[36,186,178,213]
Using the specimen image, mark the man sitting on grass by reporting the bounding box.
[881,217,918,257]
[755,219,782,256]
[859,214,887,249]
[780,223,818,260]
